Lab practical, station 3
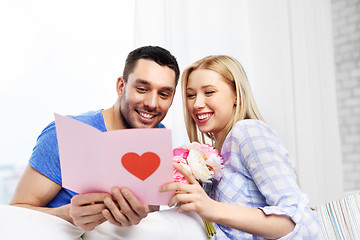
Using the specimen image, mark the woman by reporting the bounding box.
[160,55,322,239]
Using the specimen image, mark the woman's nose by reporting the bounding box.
[193,95,205,109]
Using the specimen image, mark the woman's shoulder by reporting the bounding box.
[229,119,274,138]
[224,119,285,150]
[233,119,267,129]
[222,119,292,167]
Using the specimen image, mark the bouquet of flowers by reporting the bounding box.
[173,142,224,239]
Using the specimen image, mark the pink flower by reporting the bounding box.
[173,156,191,183]
[173,147,189,159]
[173,169,188,183]
[173,156,185,164]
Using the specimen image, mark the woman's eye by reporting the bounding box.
[205,91,215,95]
[187,93,195,99]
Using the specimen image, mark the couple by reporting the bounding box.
[8,46,321,239]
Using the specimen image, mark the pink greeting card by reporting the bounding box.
[54,113,174,205]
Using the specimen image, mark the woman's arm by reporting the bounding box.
[160,163,295,239]
[210,201,295,239]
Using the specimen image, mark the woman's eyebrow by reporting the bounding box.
[187,85,215,90]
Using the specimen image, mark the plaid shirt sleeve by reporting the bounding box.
[214,120,322,240]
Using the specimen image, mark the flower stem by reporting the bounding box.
[203,220,216,239]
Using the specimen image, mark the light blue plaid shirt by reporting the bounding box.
[213,120,322,240]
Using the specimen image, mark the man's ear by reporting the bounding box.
[116,77,125,97]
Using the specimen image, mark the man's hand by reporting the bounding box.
[102,187,149,227]
[69,193,110,231]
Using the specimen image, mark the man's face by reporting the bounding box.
[118,59,176,128]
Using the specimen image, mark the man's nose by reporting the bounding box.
[144,92,158,110]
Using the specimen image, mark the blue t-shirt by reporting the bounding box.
[29,110,165,207]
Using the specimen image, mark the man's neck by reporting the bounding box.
[102,102,125,131]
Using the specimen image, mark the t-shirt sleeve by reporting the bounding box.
[29,121,62,185]
[155,122,166,128]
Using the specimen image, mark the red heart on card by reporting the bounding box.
[121,152,160,181]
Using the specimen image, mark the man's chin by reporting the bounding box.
[135,121,159,129]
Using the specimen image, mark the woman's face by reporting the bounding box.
[186,69,236,140]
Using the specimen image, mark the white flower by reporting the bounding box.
[187,149,213,182]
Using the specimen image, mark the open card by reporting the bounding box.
[55,113,174,205]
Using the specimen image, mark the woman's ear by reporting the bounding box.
[116,77,125,97]
[234,98,237,106]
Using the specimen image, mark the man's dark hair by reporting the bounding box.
[123,46,180,87]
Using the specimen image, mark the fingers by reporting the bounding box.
[71,201,107,218]
[159,182,190,194]
[104,188,148,226]
[70,193,110,231]
[177,202,197,213]
[103,195,130,226]
[84,218,107,231]
[166,184,204,207]
[71,193,110,206]
[118,188,149,218]
[173,163,197,184]
[159,163,200,194]
[70,193,109,218]
[70,189,149,229]
[74,212,107,231]
[102,208,124,227]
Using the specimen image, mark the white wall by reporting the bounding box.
[0,0,136,203]
[0,0,135,166]
[332,0,360,192]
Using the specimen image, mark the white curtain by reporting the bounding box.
[0,0,342,205]
[134,0,343,206]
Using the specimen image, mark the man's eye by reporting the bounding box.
[136,87,147,93]
[159,92,170,98]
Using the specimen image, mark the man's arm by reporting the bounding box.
[10,164,73,222]
[11,164,111,230]
[11,164,152,231]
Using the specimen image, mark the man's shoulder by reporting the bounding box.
[69,110,103,122]
[39,110,105,138]
[67,110,106,132]
[155,122,165,128]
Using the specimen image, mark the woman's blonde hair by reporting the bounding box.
[181,55,263,151]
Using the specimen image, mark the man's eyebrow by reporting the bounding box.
[135,79,150,85]
[162,86,175,93]
[135,79,175,92]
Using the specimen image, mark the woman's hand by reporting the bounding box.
[159,163,217,222]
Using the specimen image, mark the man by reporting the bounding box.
[10,46,180,232]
